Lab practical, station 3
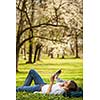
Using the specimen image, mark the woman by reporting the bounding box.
[16,69,78,95]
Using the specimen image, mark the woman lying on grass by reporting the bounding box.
[16,69,81,96]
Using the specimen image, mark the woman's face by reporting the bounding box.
[63,80,76,91]
[63,81,71,88]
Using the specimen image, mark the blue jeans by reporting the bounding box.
[16,69,46,92]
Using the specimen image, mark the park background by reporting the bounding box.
[0,0,100,100]
[16,0,83,100]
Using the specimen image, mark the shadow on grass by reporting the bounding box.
[19,60,45,65]
[19,62,59,66]
[59,57,81,59]
[18,63,82,68]
[19,62,35,65]
[19,63,28,65]
[16,71,28,74]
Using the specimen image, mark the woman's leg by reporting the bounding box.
[23,69,46,86]
[16,85,41,92]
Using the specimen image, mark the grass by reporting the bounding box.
[16,55,83,100]
[16,92,83,100]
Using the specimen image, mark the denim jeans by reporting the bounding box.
[16,69,46,92]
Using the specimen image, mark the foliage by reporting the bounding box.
[16,0,83,71]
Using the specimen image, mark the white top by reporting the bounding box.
[41,82,65,95]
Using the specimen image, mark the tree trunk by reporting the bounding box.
[26,37,33,63]
[23,44,27,60]
[50,53,53,58]
[75,33,79,58]
[57,54,59,58]
[16,47,20,72]
[61,49,65,59]
[62,53,64,59]
[27,0,34,63]
[70,44,74,55]
[37,47,42,61]
[33,45,38,63]
[46,46,48,54]
[28,41,33,63]
[50,48,54,58]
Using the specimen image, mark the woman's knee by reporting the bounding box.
[29,69,35,74]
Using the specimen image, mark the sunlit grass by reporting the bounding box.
[16,55,83,100]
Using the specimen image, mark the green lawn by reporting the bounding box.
[16,55,83,100]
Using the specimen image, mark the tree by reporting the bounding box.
[33,43,42,63]
[16,0,83,71]
[26,0,34,63]
[16,0,27,72]
[16,0,45,71]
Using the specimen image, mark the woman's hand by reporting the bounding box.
[50,74,56,84]
[46,74,55,94]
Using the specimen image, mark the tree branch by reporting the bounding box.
[33,35,68,44]
[17,36,33,48]
[18,34,67,50]
[20,23,69,35]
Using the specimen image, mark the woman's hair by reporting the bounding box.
[69,80,78,91]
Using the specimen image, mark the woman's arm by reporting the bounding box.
[56,78,65,83]
[46,74,55,94]
[46,82,53,94]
